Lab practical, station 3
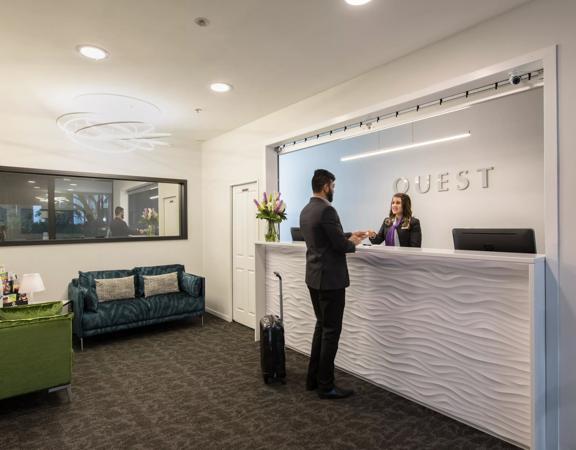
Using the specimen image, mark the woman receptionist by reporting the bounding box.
[368,193,422,247]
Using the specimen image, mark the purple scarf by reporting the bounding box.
[385,217,403,246]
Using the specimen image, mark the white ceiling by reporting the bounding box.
[0,0,530,147]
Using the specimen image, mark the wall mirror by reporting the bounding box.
[0,167,187,245]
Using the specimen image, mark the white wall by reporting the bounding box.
[0,133,203,301]
[201,0,576,447]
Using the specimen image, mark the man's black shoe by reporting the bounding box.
[306,382,318,391]
[317,386,354,399]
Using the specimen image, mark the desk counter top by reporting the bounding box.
[256,241,545,264]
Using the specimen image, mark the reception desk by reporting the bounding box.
[255,242,545,449]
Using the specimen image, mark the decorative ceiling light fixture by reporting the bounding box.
[345,0,372,5]
[57,94,171,154]
[210,82,233,93]
[77,45,109,60]
[341,132,471,162]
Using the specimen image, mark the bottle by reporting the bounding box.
[8,273,14,294]
[0,267,8,295]
[13,274,19,299]
[2,277,9,295]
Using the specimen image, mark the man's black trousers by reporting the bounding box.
[307,287,346,391]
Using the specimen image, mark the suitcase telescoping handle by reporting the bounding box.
[273,272,283,322]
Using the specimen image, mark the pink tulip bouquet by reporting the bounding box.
[254,192,287,242]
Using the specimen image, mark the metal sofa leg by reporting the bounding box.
[80,337,84,352]
[48,384,72,402]
[201,314,204,327]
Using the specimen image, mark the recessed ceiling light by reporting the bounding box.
[28,180,36,184]
[67,188,74,192]
[345,0,372,5]
[33,186,40,189]
[70,183,77,186]
[77,45,109,61]
[210,82,233,93]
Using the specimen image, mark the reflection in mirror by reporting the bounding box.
[55,177,113,239]
[0,168,185,245]
[112,181,181,238]
[0,173,50,242]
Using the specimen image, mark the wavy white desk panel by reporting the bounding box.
[256,243,545,449]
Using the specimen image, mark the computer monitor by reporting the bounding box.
[290,227,305,241]
[452,228,536,254]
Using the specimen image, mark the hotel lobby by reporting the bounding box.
[1,1,575,449]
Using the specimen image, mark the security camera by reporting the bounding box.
[509,73,522,85]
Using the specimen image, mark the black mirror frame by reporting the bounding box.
[0,165,187,246]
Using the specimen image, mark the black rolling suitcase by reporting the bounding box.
[260,271,286,384]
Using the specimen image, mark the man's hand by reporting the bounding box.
[349,230,368,245]
[367,230,377,239]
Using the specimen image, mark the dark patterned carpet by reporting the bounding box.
[0,315,519,450]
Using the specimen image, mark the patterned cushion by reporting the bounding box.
[0,301,63,320]
[143,292,203,318]
[143,272,180,297]
[181,273,203,298]
[79,269,134,311]
[82,297,149,331]
[133,264,184,297]
[95,276,136,302]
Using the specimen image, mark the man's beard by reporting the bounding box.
[326,189,334,203]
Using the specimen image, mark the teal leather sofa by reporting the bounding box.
[0,302,73,400]
[68,264,204,349]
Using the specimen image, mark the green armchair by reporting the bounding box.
[0,302,73,401]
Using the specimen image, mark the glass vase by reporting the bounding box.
[265,220,279,242]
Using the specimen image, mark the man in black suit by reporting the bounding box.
[109,207,141,237]
[299,169,366,399]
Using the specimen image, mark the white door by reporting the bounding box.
[232,182,258,328]
[162,196,180,236]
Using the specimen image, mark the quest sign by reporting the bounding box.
[393,167,494,194]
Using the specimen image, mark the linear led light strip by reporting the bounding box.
[340,104,471,142]
[279,77,542,155]
[340,132,471,162]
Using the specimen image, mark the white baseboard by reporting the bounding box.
[206,307,232,322]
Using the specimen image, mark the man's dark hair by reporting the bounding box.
[311,169,335,193]
[114,206,124,216]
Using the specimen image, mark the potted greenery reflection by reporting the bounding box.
[140,208,159,237]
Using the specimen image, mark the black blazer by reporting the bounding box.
[299,197,355,290]
[369,217,422,248]
[109,218,139,237]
